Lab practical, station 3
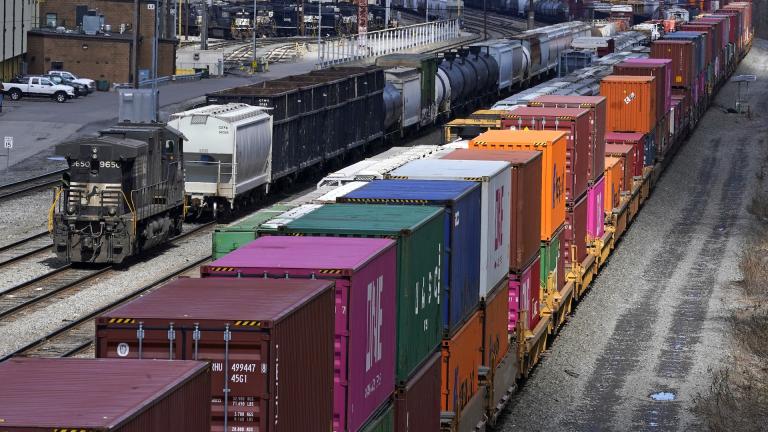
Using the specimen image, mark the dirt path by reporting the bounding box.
[501,39,768,431]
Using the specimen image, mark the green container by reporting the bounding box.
[276,204,446,382]
[211,203,295,259]
[539,231,561,296]
[359,402,394,432]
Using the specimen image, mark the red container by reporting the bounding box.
[605,143,635,191]
[482,279,510,372]
[651,40,696,88]
[395,353,441,432]
[199,236,397,432]
[97,278,335,432]
[0,358,211,432]
[504,106,593,202]
[605,132,645,177]
[564,192,588,267]
[616,59,672,116]
[711,13,738,46]
[511,254,541,333]
[528,95,607,183]
[440,149,542,273]
[680,24,716,66]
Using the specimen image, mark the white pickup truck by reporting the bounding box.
[47,70,96,91]
[2,76,76,103]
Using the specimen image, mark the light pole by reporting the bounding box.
[317,0,321,63]
[252,0,257,71]
[153,0,159,121]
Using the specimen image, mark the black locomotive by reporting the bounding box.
[51,123,186,264]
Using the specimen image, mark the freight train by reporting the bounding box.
[28,1,753,430]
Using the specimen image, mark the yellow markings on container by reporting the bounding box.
[234,320,262,327]
[107,318,136,324]
[318,269,343,275]
[387,175,409,180]
[54,429,90,432]
[344,198,429,204]
[675,75,683,83]
[462,176,487,182]
[207,266,236,272]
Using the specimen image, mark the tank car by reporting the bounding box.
[51,123,185,264]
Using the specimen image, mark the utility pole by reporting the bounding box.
[132,0,140,88]
[483,0,487,40]
[201,0,208,50]
[527,0,534,30]
[252,0,257,70]
[299,0,305,36]
[385,0,390,29]
[184,0,188,41]
[153,0,160,121]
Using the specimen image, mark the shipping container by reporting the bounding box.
[564,192,588,267]
[443,118,502,143]
[605,132,646,176]
[664,32,707,74]
[651,40,696,88]
[600,75,657,134]
[441,309,483,418]
[587,176,606,241]
[97,278,334,432]
[388,159,512,298]
[359,403,395,432]
[604,143,635,192]
[469,129,566,240]
[502,106,592,202]
[439,149,542,273]
[604,156,624,213]
[512,254,542,333]
[0,358,211,432]
[259,204,445,383]
[337,179,482,335]
[212,203,294,259]
[528,95,607,183]
[615,59,672,119]
[541,225,565,296]
[482,280,510,372]
[199,237,396,432]
[395,352,442,432]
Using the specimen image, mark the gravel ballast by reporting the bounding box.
[0,190,53,248]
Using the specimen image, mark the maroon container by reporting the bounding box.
[680,24,716,67]
[96,278,335,432]
[651,40,696,88]
[440,149,542,273]
[614,61,670,121]
[395,352,441,432]
[503,106,592,202]
[605,132,645,177]
[564,192,588,267]
[528,95,607,183]
[0,358,211,432]
[605,143,636,190]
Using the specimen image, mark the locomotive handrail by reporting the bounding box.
[48,187,63,234]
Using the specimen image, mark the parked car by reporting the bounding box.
[45,74,90,97]
[1,76,75,103]
[47,70,96,91]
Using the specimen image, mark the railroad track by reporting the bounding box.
[0,170,65,201]
[0,222,215,361]
[0,232,53,270]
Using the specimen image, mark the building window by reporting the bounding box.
[51,61,64,71]
[46,13,57,28]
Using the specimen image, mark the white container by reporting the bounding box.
[317,145,442,187]
[169,104,272,208]
[388,159,512,297]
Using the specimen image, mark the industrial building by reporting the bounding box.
[0,0,39,80]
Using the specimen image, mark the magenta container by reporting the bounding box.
[510,255,541,333]
[508,277,519,332]
[624,58,673,112]
[587,175,606,241]
[202,236,397,432]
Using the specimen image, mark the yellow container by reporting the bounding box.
[470,129,567,241]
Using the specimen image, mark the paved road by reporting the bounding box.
[501,39,768,431]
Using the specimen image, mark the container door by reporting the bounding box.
[333,278,351,432]
[189,329,270,432]
[97,325,185,361]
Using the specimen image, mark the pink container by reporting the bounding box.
[587,176,606,241]
[624,58,673,112]
[201,236,397,432]
[510,255,541,333]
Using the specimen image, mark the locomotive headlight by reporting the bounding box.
[67,205,76,215]
[108,207,117,216]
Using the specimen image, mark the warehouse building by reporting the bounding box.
[0,0,39,80]
[27,0,176,85]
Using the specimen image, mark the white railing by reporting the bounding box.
[317,19,460,68]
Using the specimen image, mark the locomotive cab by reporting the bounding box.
[52,124,185,264]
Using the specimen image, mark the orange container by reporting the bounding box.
[441,308,483,416]
[600,75,657,134]
[470,129,567,241]
[482,279,510,373]
[604,157,624,213]
[604,143,635,192]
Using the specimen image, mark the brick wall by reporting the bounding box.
[40,0,174,38]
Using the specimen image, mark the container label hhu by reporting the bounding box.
[366,275,384,372]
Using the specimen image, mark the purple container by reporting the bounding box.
[587,175,606,241]
[202,236,397,432]
[624,58,673,113]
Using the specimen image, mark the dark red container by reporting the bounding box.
[613,61,669,122]
[651,40,696,88]
[605,132,645,177]
[528,95,607,182]
[503,106,593,202]
[680,24,716,66]
[564,192,588,267]
[0,358,211,432]
[96,278,336,432]
[395,352,441,432]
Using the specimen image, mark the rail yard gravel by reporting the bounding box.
[501,39,768,431]
[0,190,53,247]
[0,228,212,358]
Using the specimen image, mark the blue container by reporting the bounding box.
[644,132,656,166]
[339,179,482,335]
[664,32,707,73]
